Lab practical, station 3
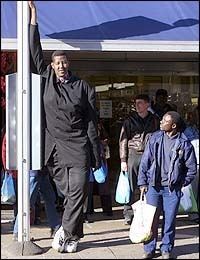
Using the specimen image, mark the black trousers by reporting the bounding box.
[123,149,142,220]
[86,180,113,214]
[47,147,89,240]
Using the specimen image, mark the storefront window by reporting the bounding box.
[86,74,199,120]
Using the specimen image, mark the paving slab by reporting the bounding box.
[1,207,199,259]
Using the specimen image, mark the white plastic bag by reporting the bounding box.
[1,171,16,205]
[180,185,192,211]
[179,184,198,213]
[129,195,156,243]
[115,171,130,204]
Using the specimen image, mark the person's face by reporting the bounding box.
[156,95,167,105]
[160,114,176,132]
[51,55,69,78]
[135,99,149,114]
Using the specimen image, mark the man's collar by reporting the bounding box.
[164,131,179,139]
[56,71,70,84]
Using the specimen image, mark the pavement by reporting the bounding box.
[1,205,199,259]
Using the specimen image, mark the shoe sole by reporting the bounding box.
[57,243,77,253]
[142,252,155,259]
[124,221,131,225]
[51,226,64,251]
[66,245,78,253]
[52,241,60,251]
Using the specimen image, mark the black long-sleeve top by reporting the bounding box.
[29,24,101,169]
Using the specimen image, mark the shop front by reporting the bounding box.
[1,1,199,193]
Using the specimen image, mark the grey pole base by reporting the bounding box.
[5,240,43,256]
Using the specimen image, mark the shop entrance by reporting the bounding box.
[41,50,200,197]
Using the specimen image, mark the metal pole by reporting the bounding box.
[17,1,30,242]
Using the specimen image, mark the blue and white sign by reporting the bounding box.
[1,1,199,51]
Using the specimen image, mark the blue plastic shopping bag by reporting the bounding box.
[1,171,16,205]
[115,171,130,204]
[92,161,108,183]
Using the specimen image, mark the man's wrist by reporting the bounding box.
[139,185,148,190]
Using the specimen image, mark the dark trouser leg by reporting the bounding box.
[100,195,113,215]
[83,182,94,222]
[98,176,113,215]
[123,150,142,220]
[47,150,89,240]
[34,193,42,224]
[63,166,88,239]
[86,182,94,214]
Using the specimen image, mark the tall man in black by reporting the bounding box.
[29,1,101,253]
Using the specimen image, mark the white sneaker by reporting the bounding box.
[66,240,79,253]
[51,226,65,251]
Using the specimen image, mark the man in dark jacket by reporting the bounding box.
[138,111,197,259]
[29,1,101,253]
[119,94,160,225]
[151,89,175,120]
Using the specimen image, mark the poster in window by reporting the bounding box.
[100,100,112,118]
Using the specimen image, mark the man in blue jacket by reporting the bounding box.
[138,111,197,259]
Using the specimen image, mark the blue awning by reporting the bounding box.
[1,1,199,41]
